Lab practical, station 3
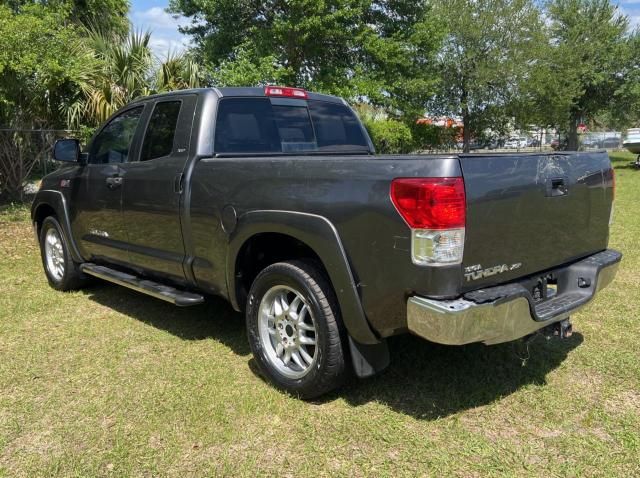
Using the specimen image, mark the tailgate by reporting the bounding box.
[459,152,614,290]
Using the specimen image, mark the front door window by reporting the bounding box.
[90,107,144,164]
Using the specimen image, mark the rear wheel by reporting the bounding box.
[39,216,85,291]
[246,260,348,399]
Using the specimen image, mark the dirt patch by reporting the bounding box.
[604,390,640,416]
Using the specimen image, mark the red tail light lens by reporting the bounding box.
[264,86,308,99]
[390,177,466,229]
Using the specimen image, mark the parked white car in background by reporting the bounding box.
[505,137,528,149]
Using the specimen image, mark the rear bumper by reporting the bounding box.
[407,249,621,345]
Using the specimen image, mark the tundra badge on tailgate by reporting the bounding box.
[464,262,522,282]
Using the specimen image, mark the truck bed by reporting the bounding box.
[189,150,614,338]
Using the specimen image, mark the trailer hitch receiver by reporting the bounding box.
[541,318,573,339]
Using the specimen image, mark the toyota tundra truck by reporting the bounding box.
[32,87,621,398]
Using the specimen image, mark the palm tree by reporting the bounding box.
[66,29,152,128]
[66,29,201,129]
[156,50,201,92]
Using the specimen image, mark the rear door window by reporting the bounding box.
[140,101,182,161]
[214,98,369,154]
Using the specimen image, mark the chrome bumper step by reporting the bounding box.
[407,249,621,345]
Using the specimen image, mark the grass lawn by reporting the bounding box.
[1,152,639,477]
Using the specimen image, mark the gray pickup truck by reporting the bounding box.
[32,87,621,398]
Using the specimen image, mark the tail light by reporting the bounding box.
[391,177,466,266]
[264,86,308,99]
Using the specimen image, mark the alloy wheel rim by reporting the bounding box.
[258,285,318,379]
[44,228,65,281]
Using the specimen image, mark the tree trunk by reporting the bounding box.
[539,129,543,151]
[567,114,579,151]
[463,108,471,153]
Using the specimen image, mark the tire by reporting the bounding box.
[246,260,348,399]
[39,216,85,291]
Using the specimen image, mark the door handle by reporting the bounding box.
[173,173,184,193]
[105,176,123,189]
[547,177,568,197]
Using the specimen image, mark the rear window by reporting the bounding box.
[214,98,369,154]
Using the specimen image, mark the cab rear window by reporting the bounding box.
[214,98,369,154]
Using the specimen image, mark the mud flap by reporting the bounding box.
[348,337,390,378]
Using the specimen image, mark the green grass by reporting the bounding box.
[1,153,639,477]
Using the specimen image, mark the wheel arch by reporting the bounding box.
[31,190,83,262]
[227,210,380,346]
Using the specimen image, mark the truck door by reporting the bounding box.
[119,95,197,283]
[70,105,145,265]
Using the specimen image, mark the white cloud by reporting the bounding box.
[617,1,640,31]
[132,7,183,30]
[148,37,189,57]
[130,7,190,58]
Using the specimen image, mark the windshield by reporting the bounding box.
[214,98,370,155]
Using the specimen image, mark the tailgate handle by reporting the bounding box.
[547,177,568,197]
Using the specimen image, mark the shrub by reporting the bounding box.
[363,118,414,154]
[411,123,460,151]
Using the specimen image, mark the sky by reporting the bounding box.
[129,0,190,57]
[618,0,640,27]
[129,0,640,58]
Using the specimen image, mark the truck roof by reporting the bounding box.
[130,87,345,105]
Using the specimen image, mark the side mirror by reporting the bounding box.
[53,139,81,162]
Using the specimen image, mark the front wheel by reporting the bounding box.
[246,260,348,399]
[39,216,86,291]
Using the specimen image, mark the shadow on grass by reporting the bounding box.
[612,163,640,170]
[82,282,250,356]
[83,281,583,420]
[335,332,583,419]
[610,155,639,170]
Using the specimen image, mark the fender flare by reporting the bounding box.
[31,190,83,263]
[226,210,380,345]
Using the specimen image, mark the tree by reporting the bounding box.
[206,45,291,88]
[538,0,639,150]
[510,47,578,139]
[6,0,129,36]
[0,3,94,199]
[65,29,154,128]
[70,0,129,36]
[170,0,368,92]
[66,29,202,129]
[356,1,444,118]
[427,0,545,152]
[155,51,202,92]
[169,0,443,116]
[0,4,94,129]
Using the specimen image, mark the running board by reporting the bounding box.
[80,263,205,307]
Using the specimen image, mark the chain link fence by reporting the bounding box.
[0,129,78,202]
[442,130,625,153]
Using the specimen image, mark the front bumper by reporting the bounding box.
[407,249,621,345]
